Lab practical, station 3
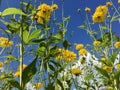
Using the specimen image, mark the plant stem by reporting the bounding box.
[20,0,24,88]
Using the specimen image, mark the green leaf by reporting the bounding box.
[95,66,110,79]
[7,79,21,90]
[78,24,86,29]
[111,15,120,22]
[22,56,37,87]
[100,26,108,30]
[110,52,118,63]
[45,83,55,90]
[0,8,26,16]
[28,30,41,41]
[63,40,71,49]
[5,55,17,61]
[57,79,64,90]
[52,33,62,40]
[23,30,29,44]
[114,70,120,79]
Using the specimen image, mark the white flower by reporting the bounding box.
[26,82,36,90]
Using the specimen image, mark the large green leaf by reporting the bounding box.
[22,56,37,87]
[0,8,26,16]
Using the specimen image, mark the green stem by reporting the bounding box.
[19,0,24,88]
[109,22,114,54]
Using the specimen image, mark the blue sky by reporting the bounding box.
[0,0,119,45]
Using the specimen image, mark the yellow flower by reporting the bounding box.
[116,64,120,70]
[95,5,108,15]
[35,82,42,88]
[103,65,112,73]
[37,3,52,24]
[106,2,112,6]
[62,50,77,62]
[93,40,101,46]
[79,48,87,55]
[101,57,106,62]
[115,42,120,48]
[17,64,27,71]
[92,12,105,23]
[56,55,63,61]
[85,7,91,13]
[51,4,58,11]
[14,71,20,78]
[118,0,120,3]
[0,37,13,47]
[0,61,3,67]
[71,68,82,75]
[75,44,84,50]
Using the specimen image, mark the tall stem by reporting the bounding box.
[20,0,24,88]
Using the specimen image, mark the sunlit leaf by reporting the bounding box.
[0,8,26,16]
[28,30,41,41]
[23,30,29,44]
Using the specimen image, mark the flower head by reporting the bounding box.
[85,7,91,13]
[106,2,112,6]
[101,57,106,62]
[35,82,42,88]
[71,68,82,75]
[115,42,120,48]
[0,61,3,67]
[0,37,13,47]
[51,4,58,11]
[95,5,108,15]
[62,50,77,62]
[92,12,105,23]
[103,65,112,73]
[75,43,84,50]
[37,3,52,24]
[118,0,120,3]
[79,48,87,56]
[93,40,101,46]
[116,64,120,70]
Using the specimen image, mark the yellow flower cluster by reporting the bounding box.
[0,37,13,47]
[93,40,101,46]
[79,48,87,56]
[92,5,108,23]
[36,3,58,24]
[75,43,84,50]
[56,49,77,62]
[103,65,112,73]
[115,42,120,48]
[85,7,91,13]
[71,68,82,75]
[14,64,27,78]
[35,82,42,88]
[0,61,3,67]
